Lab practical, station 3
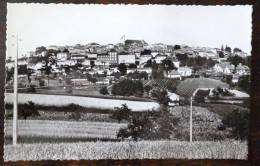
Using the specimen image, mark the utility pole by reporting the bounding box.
[190,96,193,143]
[13,34,19,145]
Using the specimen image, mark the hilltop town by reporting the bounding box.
[6,39,250,103]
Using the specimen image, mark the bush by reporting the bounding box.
[151,89,170,106]
[194,89,210,103]
[19,101,40,120]
[28,85,36,93]
[111,104,131,123]
[117,108,179,141]
[222,109,249,140]
[99,86,109,95]
[69,112,81,121]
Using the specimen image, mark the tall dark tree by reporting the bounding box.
[161,59,177,72]
[225,46,232,53]
[227,55,245,68]
[39,50,56,86]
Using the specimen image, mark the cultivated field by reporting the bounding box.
[5,120,127,141]
[5,93,159,111]
[4,140,247,161]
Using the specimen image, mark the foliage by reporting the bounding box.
[28,85,36,93]
[218,51,225,58]
[238,75,250,94]
[144,85,152,95]
[144,59,153,67]
[127,71,148,80]
[151,89,170,106]
[211,87,234,99]
[176,53,188,66]
[99,86,109,95]
[18,101,40,120]
[118,63,127,75]
[111,79,144,96]
[111,104,131,123]
[117,108,179,141]
[233,48,242,53]
[161,59,177,72]
[222,109,249,140]
[194,89,210,103]
[225,46,232,53]
[174,45,181,50]
[128,63,137,69]
[227,55,245,67]
[151,61,164,79]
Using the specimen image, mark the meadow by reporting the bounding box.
[5,120,127,141]
[5,93,159,111]
[4,140,247,161]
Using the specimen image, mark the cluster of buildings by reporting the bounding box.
[6,39,250,89]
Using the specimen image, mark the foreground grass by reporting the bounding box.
[4,140,247,161]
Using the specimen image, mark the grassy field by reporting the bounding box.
[5,120,127,142]
[4,140,247,161]
[5,93,159,111]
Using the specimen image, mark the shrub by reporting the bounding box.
[19,101,40,120]
[28,85,36,93]
[151,89,170,106]
[111,104,131,123]
[194,89,210,103]
[117,108,179,141]
[99,86,109,95]
[222,109,249,140]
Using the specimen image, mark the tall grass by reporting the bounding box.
[4,140,247,161]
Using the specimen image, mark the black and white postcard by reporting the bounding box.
[4,4,251,161]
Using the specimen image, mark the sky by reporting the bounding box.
[7,4,252,57]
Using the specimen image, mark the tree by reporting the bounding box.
[90,61,95,68]
[111,79,144,96]
[176,53,188,66]
[118,63,127,75]
[141,49,151,55]
[19,101,40,120]
[161,59,177,72]
[194,89,210,103]
[99,86,109,95]
[151,89,170,106]
[218,51,225,58]
[227,55,245,68]
[238,75,250,93]
[39,50,56,86]
[35,46,46,55]
[222,109,249,140]
[233,48,242,53]
[128,63,137,69]
[151,61,160,79]
[111,104,131,123]
[174,45,181,50]
[225,46,232,53]
[144,85,152,95]
[144,59,153,67]
[117,108,179,141]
